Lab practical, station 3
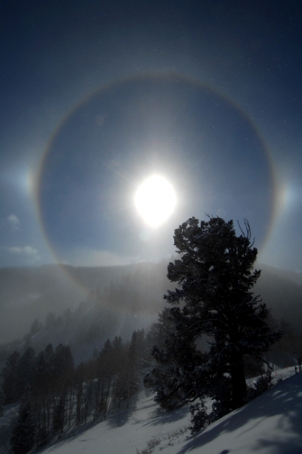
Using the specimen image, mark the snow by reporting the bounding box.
[35,367,302,454]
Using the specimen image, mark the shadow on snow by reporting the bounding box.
[177,373,302,454]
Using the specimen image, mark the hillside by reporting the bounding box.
[25,367,300,454]
[0,261,169,344]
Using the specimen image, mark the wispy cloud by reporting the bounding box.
[7,214,20,230]
[64,247,137,267]
[8,245,40,260]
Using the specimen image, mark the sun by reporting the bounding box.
[134,175,177,228]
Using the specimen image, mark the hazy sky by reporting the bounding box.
[1,0,302,272]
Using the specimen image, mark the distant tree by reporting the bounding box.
[1,351,20,404]
[10,400,35,454]
[124,331,140,407]
[30,318,41,336]
[62,308,72,326]
[32,350,49,441]
[109,331,145,409]
[110,336,127,407]
[33,345,56,439]
[45,312,56,330]
[44,343,55,367]
[145,217,281,413]
[53,344,74,392]
[74,362,86,426]
[16,348,36,398]
[53,396,65,437]
[95,339,113,417]
[0,389,4,416]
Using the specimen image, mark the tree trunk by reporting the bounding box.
[230,353,247,409]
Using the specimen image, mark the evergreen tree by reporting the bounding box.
[124,331,139,407]
[45,312,56,330]
[97,339,114,417]
[53,344,74,394]
[146,217,281,412]
[53,396,65,437]
[10,401,35,454]
[30,319,41,336]
[44,343,56,389]
[110,336,127,407]
[145,308,176,361]
[16,348,35,398]
[0,389,4,416]
[74,362,85,426]
[1,351,20,404]
[145,308,209,409]
[33,349,51,442]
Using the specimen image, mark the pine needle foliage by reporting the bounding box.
[145,217,281,412]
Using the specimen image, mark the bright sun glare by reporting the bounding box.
[134,175,177,228]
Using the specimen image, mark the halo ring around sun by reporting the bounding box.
[35,71,276,286]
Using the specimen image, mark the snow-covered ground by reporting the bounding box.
[34,366,302,454]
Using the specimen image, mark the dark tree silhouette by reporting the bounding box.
[0,389,4,416]
[1,351,20,404]
[16,348,36,398]
[10,401,35,454]
[145,307,209,410]
[146,217,281,413]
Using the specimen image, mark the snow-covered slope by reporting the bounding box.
[40,368,302,454]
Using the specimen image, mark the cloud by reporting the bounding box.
[7,214,20,230]
[9,245,39,259]
[64,247,137,267]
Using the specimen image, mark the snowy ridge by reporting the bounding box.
[35,367,302,454]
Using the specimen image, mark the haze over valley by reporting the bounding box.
[0,261,301,365]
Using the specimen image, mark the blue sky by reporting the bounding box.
[1,0,302,272]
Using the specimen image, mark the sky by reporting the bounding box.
[1,0,302,272]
